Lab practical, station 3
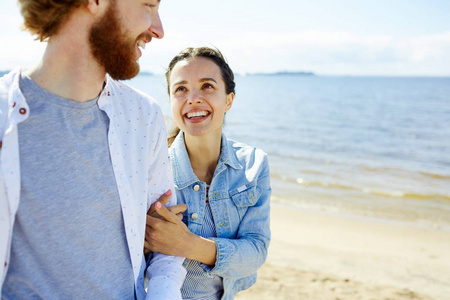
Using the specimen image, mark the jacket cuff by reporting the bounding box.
[199,238,233,276]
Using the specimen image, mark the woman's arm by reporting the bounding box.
[207,157,271,279]
[146,202,218,266]
[145,155,271,279]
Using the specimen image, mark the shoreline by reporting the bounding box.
[271,200,450,232]
[235,203,450,300]
[270,194,450,232]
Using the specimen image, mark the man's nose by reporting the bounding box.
[149,13,164,39]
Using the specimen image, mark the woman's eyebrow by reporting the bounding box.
[172,80,187,86]
[199,78,217,83]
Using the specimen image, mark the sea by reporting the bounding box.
[128,74,450,231]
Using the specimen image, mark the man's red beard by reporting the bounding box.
[89,3,150,80]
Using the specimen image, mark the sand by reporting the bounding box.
[235,204,450,300]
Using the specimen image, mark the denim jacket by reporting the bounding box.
[169,131,271,300]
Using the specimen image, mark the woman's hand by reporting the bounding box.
[144,190,186,255]
[147,189,186,221]
[145,203,195,258]
[144,190,217,265]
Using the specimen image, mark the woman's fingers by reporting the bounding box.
[154,201,179,224]
[147,190,186,222]
[144,240,152,255]
[167,203,186,221]
[147,189,172,216]
[167,203,186,214]
[145,208,192,257]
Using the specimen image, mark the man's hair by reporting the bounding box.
[18,0,88,41]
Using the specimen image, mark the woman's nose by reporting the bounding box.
[187,93,202,104]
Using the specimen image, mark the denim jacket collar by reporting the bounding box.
[169,131,243,190]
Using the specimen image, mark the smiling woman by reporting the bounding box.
[144,47,271,300]
[166,47,236,146]
[169,56,233,142]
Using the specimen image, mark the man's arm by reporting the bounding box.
[144,112,186,300]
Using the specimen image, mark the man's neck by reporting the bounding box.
[26,13,107,102]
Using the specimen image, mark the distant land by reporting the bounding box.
[247,71,315,76]
[138,71,154,76]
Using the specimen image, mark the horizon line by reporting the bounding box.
[1,69,449,79]
[136,71,450,78]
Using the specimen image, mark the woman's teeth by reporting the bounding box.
[186,111,208,119]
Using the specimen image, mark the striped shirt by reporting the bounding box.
[181,186,223,300]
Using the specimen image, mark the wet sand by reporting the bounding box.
[235,204,450,300]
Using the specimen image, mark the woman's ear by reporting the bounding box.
[225,93,234,112]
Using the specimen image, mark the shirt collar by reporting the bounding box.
[4,68,30,124]
[97,74,114,109]
[219,133,242,170]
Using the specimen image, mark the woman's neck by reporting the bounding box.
[184,131,222,185]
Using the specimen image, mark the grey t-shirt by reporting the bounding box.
[2,74,135,299]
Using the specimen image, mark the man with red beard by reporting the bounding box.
[0,0,186,299]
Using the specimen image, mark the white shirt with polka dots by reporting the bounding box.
[0,69,186,299]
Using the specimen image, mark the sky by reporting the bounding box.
[0,0,449,76]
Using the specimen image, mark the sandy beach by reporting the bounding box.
[235,204,450,300]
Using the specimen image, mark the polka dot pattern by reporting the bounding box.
[0,70,185,298]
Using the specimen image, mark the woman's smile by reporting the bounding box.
[170,57,233,137]
[185,110,211,120]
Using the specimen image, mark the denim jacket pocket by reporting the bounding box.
[229,181,260,208]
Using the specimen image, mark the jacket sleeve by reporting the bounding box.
[207,154,271,279]
[144,111,186,300]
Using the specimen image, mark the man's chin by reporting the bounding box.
[107,63,140,80]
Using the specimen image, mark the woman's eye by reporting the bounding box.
[174,86,187,93]
[202,83,214,89]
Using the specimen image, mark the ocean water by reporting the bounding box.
[128,74,450,230]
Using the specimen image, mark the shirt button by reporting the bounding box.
[12,102,16,107]
[193,184,200,191]
[0,141,2,148]
[191,213,199,220]
[19,108,27,115]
